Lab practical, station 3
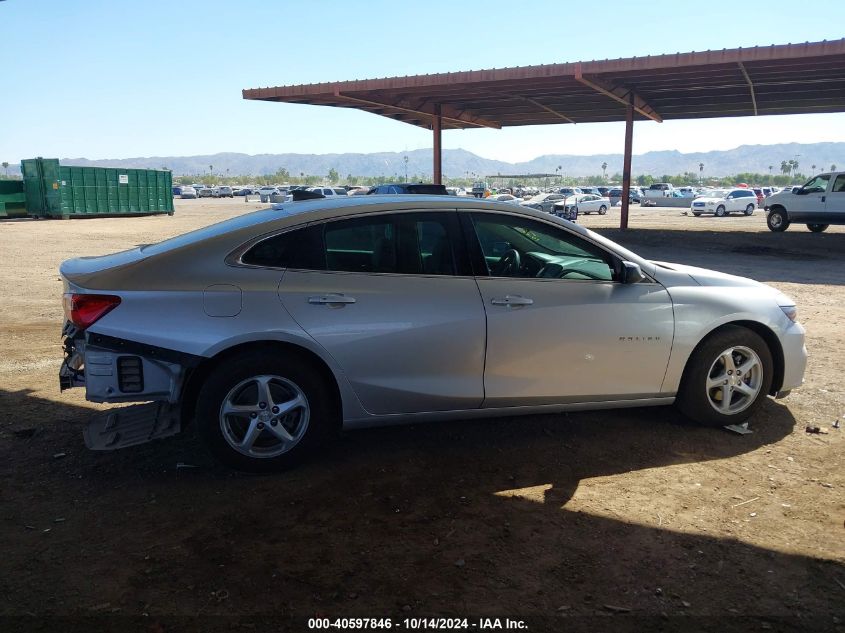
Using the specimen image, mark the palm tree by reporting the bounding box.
[768,165,773,174]
[791,159,799,175]
[208,164,213,178]
[698,162,704,184]
[601,162,608,180]
[811,164,816,173]
[780,160,789,175]
[832,164,837,172]
[1,161,8,177]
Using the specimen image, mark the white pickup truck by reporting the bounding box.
[764,172,845,232]
[643,182,675,199]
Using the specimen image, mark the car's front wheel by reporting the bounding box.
[715,205,726,217]
[807,223,829,233]
[677,325,773,427]
[767,208,790,232]
[196,350,336,472]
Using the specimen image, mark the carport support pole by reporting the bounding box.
[433,104,442,185]
[620,96,634,230]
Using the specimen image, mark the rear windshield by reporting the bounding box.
[140,209,285,255]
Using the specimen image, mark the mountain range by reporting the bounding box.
[9,143,844,179]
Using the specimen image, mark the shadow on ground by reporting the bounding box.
[596,227,845,286]
[1,387,842,632]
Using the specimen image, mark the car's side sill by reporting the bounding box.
[342,396,676,429]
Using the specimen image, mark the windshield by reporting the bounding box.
[707,189,730,198]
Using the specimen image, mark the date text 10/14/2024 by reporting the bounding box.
[308,618,528,630]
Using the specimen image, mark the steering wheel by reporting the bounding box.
[494,249,521,276]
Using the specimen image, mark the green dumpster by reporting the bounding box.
[20,158,174,218]
[0,180,27,218]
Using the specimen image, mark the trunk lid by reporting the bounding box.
[60,247,149,284]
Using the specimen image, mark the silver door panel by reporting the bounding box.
[280,271,486,415]
[477,279,674,407]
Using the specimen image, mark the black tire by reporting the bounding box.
[677,325,773,427]
[692,212,702,217]
[766,207,790,232]
[599,205,607,215]
[744,204,754,216]
[715,205,726,217]
[196,350,337,472]
[807,223,829,233]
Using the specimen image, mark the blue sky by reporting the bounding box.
[2,0,844,164]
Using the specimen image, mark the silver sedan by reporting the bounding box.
[554,194,610,216]
[59,196,806,471]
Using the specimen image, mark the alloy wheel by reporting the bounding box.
[705,346,763,415]
[219,374,310,458]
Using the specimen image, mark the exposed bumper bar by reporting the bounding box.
[59,328,199,404]
[83,402,181,450]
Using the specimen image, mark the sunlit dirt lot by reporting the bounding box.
[1,198,843,631]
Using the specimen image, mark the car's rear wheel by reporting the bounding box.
[677,325,773,427]
[196,350,336,472]
[807,223,829,233]
[715,205,726,217]
[599,205,607,215]
[744,204,755,215]
[767,208,790,232]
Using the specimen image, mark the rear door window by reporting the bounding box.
[322,212,464,276]
[399,213,460,276]
[325,216,396,273]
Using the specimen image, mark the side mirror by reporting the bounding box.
[621,261,645,284]
[795,188,806,195]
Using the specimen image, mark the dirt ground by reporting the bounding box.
[1,198,843,632]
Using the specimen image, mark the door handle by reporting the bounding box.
[821,195,826,202]
[308,294,356,305]
[491,295,534,307]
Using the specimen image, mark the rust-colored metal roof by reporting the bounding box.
[243,40,845,129]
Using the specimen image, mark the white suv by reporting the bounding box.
[308,187,348,198]
[690,188,757,217]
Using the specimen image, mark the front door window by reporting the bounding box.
[470,213,616,281]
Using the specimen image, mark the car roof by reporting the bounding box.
[143,195,647,267]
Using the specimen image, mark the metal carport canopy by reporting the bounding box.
[243,39,845,228]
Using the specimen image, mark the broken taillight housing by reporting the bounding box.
[63,293,121,330]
